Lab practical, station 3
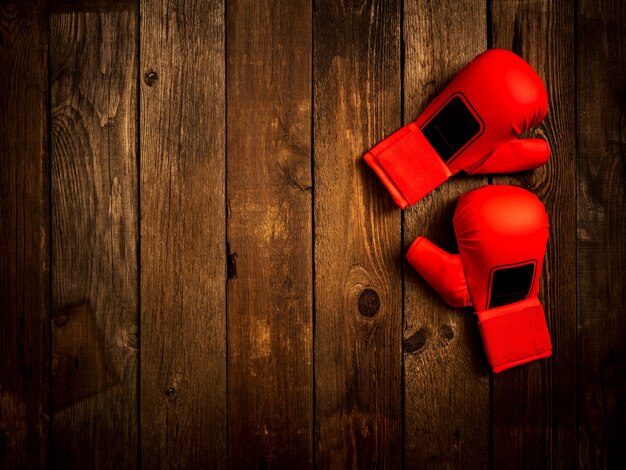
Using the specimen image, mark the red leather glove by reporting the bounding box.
[406,185,551,373]
[364,49,549,208]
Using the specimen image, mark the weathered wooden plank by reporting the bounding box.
[0,2,49,468]
[577,0,626,467]
[313,1,402,467]
[49,3,138,467]
[226,0,312,466]
[490,1,577,468]
[402,1,489,468]
[140,0,226,467]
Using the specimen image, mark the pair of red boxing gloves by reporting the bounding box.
[365,49,552,373]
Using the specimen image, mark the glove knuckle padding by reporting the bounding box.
[453,185,549,312]
[443,49,548,173]
[365,48,550,207]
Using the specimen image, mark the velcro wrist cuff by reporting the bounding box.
[477,298,552,373]
[364,122,452,208]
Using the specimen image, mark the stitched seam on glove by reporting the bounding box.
[379,132,417,158]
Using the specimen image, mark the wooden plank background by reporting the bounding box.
[0,2,49,468]
[227,0,312,466]
[140,0,226,467]
[402,1,488,467]
[0,0,624,469]
[314,1,402,468]
[50,3,138,467]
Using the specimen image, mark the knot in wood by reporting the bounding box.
[440,324,454,340]
[144,70,158,86]
[403,327,430,354]
[53,314,68,327]
[121,324,139,349]
[358,289,380,317]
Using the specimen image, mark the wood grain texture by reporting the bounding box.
[140,0,226,467]
[490,1,577,468]
[313,1,402,467]
[2,4,626,467]
[0,2,49,468]
[226,0,312,466]
[577,0,626,467]
[402,1,489,468]
[50,5,138,467]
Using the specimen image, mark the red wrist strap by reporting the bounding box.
[477,298,552,373]
[364,122,452,208]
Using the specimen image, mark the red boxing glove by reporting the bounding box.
[406,185,551,373]
[364,49,550,208]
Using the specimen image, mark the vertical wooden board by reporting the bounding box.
[490,1,577,468]
[226,0,312,466]
[314,1,402,467]
[402,1,489,468]
[577,0,626,467]
[0,2,49,468]
[49,3,138,467]
[140,0,226,467]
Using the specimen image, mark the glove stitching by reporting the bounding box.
[378,132,418,159]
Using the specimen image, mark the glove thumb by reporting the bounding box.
[406,237,472,309]
[466,138,550,175]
